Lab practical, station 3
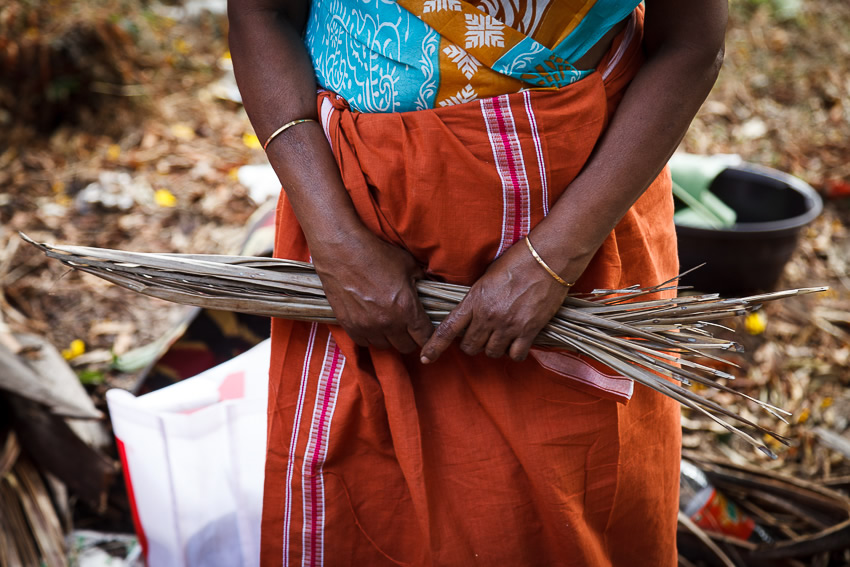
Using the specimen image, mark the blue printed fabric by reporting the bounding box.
[305,0,441,112]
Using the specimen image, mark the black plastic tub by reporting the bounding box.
[675,163,823,295]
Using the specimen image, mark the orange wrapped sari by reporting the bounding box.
[262,7,681,566]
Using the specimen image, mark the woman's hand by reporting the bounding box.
[230,0,432,354]
[418,0,729,366]
[312,234,433,353]
[420,238,571,364]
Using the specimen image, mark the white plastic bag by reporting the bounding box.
[107,339,270,567]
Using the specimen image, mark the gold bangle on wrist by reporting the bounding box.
[524,236,575,288]
[262,118,318,151]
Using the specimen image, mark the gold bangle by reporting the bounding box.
[524,236,575,288]
[262,118,318,150]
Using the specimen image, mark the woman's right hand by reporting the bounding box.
[310,233,433,353]
[229,0,431,354]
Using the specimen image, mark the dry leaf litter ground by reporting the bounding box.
[678,0,850,483]
[1,0,850,535]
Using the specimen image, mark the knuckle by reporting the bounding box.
[477,306,495,321]
[396,342,416,354]
[374,313,394,329]
[403,308,426,329]
[435,325,456,341]
[398,292,418,311]
[484,339,506,359]
[523,324,543,341]
[412,319,433,336]
[341,322,365,340]
[345,318,363,331]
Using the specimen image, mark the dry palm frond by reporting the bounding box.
[21,233,827,458]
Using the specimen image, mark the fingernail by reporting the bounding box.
[420,355,431,364]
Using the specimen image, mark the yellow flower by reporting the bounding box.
[170,123,196,141]
[154,189,178,208]
[62,339,86,360]
[52,181,71,206]
[744,311,767,335]
[242,133,262,149]
[797,407,810,424]
[174,38,190,55]
[762,433,783,452]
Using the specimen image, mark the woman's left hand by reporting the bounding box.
[420,0,730,365]
[420,239,571,363]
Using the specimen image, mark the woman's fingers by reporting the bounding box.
[313,235,436,355]
[507,333,536,362]
[322,230,568,361]
[385,326,420,353]
[420,304,550,363]
[420,303,473,363]
[345,303,428,353]
[484,329,515,359]
[343,287,433,353]
[458,317,491,356]
[367,335,392,349]
[407,298,435,348]
[387,287,433,353]
[418,238,570,363]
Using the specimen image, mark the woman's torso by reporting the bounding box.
[304,0,639,112]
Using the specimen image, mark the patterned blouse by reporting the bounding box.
[304,0,640,113]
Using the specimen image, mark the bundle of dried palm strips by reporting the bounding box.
[22,233,827,458]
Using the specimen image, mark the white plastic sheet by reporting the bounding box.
[107,339,270,567]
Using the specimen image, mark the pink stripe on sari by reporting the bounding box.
[480,94,532,257]
[301,332,346,567]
